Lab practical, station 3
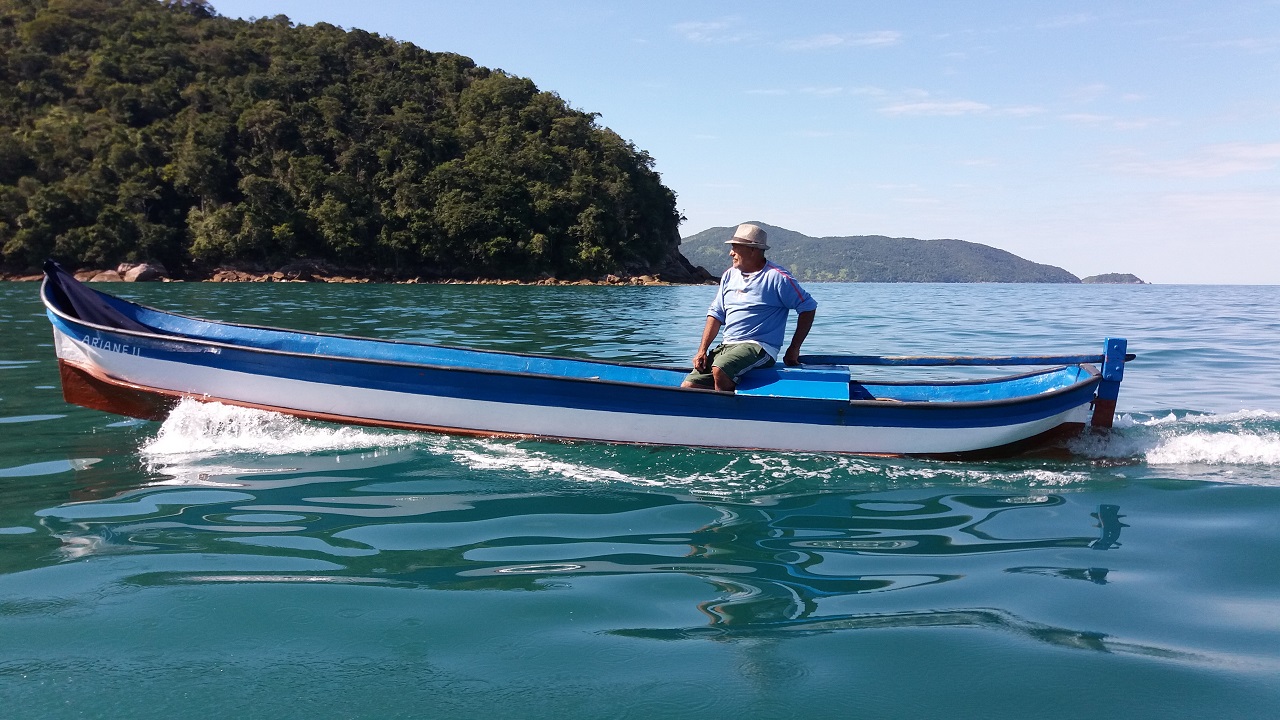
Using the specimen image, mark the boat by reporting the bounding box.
[39,261,1131,458]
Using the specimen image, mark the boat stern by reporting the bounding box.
[1089,337,1129,429]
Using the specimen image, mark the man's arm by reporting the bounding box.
[782,310,815,366]
[692,316,723,371]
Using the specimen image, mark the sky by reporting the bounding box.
[208,1,1280,283]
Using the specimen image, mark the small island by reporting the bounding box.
[1081,274,1147,284]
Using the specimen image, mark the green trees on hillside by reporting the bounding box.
[0,0,682,278]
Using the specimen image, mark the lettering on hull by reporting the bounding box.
[82,334,142,356]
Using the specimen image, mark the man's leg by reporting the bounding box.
[708,343,773,393]
[710,366,738,391]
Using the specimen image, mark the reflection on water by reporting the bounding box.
[30,444,1132,639]
[1090,504,1126,550]
[614,607,1197,663]
[630,493,1125,629]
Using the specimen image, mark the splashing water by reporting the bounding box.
[1062,409,1280,486]
[1125,410,1280,466]
[1148,431,1280,465]
[140,398,423,459]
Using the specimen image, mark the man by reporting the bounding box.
[681,223,818,392]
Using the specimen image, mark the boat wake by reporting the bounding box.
[445,441,1104,495]
[137,400,1280,491]
[140,398,423,459]
[1070,409,1280,484]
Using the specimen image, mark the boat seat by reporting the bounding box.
[735,366,856,401]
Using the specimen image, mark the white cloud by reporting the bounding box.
[1062,112,1168,130]
[1112,142,1280,177]
[879,100,991,116]
[1062,112,1113,124]
[1065,85,1148,109]
[1038,13,1095,29]
[850,30,903,47]
[781,33,846,50]
[1161,191,1280,222]
[1067,83,1110,103]
[869,89,1045,118]
[1194,36,1280,53]
[1111,117,1167,130]
[849,85,888,97]
[997,105,1047,117]
[781,30,902,51]
[672,18,749,44]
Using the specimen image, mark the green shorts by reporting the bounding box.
[684,342,775,388]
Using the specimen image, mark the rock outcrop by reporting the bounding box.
[118,262,169,282]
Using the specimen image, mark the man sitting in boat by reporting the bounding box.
[681,223,818,392]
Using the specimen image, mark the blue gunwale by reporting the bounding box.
[41,277,1103,425]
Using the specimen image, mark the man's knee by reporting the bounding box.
[710,365,737,391]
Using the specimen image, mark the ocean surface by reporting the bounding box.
[2,280,1279,719]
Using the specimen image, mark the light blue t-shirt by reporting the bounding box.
[708,261,818,358]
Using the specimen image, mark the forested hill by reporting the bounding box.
[0,0,698,281]
[681,223,1081,283]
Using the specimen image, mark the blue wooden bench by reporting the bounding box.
[735,366,858,401]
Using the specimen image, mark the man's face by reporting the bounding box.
[729,244,763,269]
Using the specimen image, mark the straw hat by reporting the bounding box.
[724,223,769,250]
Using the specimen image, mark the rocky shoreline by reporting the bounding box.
[2,258,718,286]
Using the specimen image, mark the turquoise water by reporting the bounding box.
[3,281,1280,719]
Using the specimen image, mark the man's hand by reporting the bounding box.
[783,310,815,367]
[691,317,723,373]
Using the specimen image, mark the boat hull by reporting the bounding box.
[48,317,1098,457]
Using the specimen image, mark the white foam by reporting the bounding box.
[140,398,423,458]
[444,440,652,486]
[1146,431,1280,466]
[438,439,1096,494]
[1119,409,1280,427]
[1083,409,1280,470]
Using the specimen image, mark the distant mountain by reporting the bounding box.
[1082,273,1146,284]
[680,223,1080,283]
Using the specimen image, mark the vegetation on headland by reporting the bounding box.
[1082,273,1146,284]
[681,223,1083,283]
[0,0,704,282]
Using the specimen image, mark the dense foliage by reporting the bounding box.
[0,0,683,278]
[681,223,1081,283]
[1082,273,1145,284]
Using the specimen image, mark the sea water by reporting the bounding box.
[1,281,1279,719]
